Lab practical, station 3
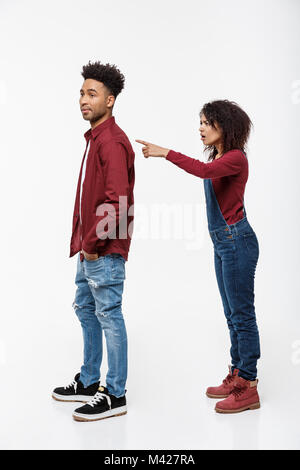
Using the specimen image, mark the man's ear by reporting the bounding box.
[106,94,115,109]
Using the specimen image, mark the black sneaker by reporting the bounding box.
[72,386,127,422]
[52,373,100,403]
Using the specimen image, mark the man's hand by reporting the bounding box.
[135,139,170,158]
[81,249,99,261]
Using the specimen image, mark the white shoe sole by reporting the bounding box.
[72,405,127,422]
[52,392,91,403]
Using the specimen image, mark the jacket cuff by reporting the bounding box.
[165,149,176,161]
[82,238,105,254]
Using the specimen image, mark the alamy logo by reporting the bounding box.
[291,80,300,104]
[291,340,300,365]
[93,197,206,250]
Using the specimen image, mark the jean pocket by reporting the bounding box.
[111,255,126,281]
[215,230,235,243]
[243,233,259,260]
[83,256,104,276]
[84,255,102,264]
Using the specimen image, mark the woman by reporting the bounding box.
[136,100,261,414]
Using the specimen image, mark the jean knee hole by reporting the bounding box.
[96,309,108,319]
[87,277,100,289]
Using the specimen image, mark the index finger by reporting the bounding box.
[135,139,149,145]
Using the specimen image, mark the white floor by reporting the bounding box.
[1,302,299,450]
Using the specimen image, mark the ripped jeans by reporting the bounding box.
[72,252,127,397]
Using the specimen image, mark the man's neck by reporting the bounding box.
[91,113,113,130]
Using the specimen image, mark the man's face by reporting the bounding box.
[79,78,115,123]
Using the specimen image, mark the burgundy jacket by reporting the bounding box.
[69,116,135,262]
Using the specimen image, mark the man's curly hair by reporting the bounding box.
[81,60,125,98]
[200,100,252,161]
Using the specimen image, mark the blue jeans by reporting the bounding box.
[211,217,260,380]
[72,253,127,397]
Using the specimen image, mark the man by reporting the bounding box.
[52,61,135,422]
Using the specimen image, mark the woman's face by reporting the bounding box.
[199,113,223,147]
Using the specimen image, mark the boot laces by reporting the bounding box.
[64,379,77,393]
[223,373,235,386]
[231,385,246,397]
[87,391,111,409]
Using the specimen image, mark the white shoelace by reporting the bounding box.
[64,379,77,393]
[87,391,111,409]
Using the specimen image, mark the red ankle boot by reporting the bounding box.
[206,366,239,398]
[215,375,260,413]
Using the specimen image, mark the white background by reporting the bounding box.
[0,0,299,450]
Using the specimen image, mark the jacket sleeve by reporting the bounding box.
[82,141,129,254]
[166,149,245,179]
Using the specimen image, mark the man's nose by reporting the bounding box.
[80,98,88,106]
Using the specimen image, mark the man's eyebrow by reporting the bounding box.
[80,88,98,93]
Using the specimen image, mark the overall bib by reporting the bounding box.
[203,154,260,381]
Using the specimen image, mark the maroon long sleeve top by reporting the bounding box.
[166,149,248,225]
[70,116,135,261]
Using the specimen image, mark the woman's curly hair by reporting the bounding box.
[81,60,125,98]
[200,100,252,161]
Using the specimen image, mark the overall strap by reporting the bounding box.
[203,178,229,232]
[240,150,248,218]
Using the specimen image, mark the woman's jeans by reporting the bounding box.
[211,218,260,380]
[72,253,127,397]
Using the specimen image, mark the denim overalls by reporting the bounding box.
[203,153,260,381]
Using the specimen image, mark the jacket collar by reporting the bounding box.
[84,116,115,142]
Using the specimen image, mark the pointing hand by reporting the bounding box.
[135,139,170,159]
